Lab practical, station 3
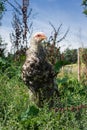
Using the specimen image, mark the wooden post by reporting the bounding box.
[78,48,81,81]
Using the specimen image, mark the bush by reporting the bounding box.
[0,56,87,129]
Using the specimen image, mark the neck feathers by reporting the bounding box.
[30,38,42,52]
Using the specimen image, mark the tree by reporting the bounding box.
[9,0,33,60]
[8,0,33,49]
[44,23,69,72]
[82,48,87,84]
[63,48,77,64]
[0,0,7,20]
[0,35,7,57]
[0,1,4,12]
[10,13,23,53]
[0,0,7,25]
[82,0,87,15]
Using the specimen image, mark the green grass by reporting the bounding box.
[0,58,87,130]
[58,63,85,79]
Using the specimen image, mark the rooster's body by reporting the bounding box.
[22,32,59,107]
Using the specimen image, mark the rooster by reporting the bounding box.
[22,32,59,107]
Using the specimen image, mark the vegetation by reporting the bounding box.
[82,0,87,15]
[0,0,5,14]
[63,48,77,64]
[0,53,87,129]
[0,35,7,57]
[0,0,7,25]
[0,0,87,129]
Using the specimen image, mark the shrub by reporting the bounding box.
[0,56,87,130]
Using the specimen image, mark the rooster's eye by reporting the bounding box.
[37,34,41,37]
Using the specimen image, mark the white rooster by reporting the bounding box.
[22,32,59,107]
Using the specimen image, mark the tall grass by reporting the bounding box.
[0,57,87,130]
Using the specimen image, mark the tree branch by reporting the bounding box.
[57,28,69,43]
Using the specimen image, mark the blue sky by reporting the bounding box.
[0,0,87,51]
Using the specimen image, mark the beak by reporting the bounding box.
[41,35,47,40]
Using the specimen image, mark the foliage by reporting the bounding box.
[10,0,33,57]
[82,0,87,15]
[10,13,23,53]
[43,22,69,73]
[0,35,7,57]
[45,47,78,75]
[0,0,4,13]
[0,0,7,25]
[44,42,66,75]
[82,48,87,66]
[0,56,87,130]
[63,48,77,65]
[82,48,87,85]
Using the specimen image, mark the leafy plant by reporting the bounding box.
[0,55,87,130]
